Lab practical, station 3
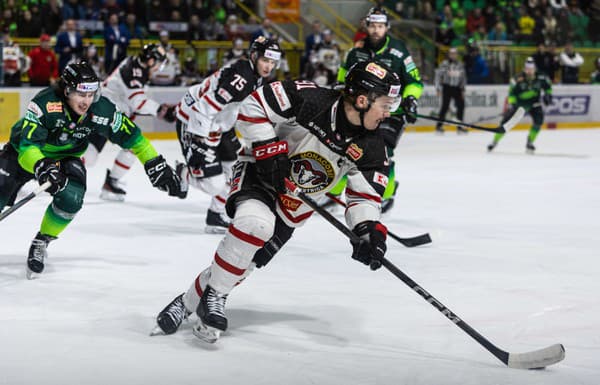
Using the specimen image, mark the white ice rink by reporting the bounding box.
[1,129,599,385]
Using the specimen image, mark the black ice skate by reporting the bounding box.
[457,126,469,134]
[205,209,230,234]
[27,232,56,279]
[175,161,189,199]
[100,169,126,201]
[487,142,497,152]
[526,140,536,154]
[193,285,228,343]
[150,293,192,336]
[435,125,445,135]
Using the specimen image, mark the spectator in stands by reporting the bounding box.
[559,42,584,83]
[532,42,560,80]
[148,0,168,21]
[41,0,63,36]
[251,18,275,41]
[464,45,489,84]
[453,9,467,37]
[151,30,181,86]
[467,8,486,34]
[167,0,188,18]
[62,0,86,20]
[190,0,211,19]
[17,9,42,38]
[83,43,105,79]
[125,13,146,40]
[2,30,30,86]
[306,30,340,87]
[181,56,203,86]
[100,0,122,22]
[55,19,84,73]
[212,2,227,24]
[550,0,568,10]
[187,14,206,42]
[542,6,558,43]
[224,14,242,40]
[555,7,571,45]
[487,21,507,41]
[567,3,589,45]
[302,20,323,76]
[223,37,248,65]
[435,22,456,47]
[1,9,17,36]
[483,4,498,31]
[517,7,535,43]
[27,34,59,86]
[202,14,226,41]
[168,10,187,40]
[353,17,368,43]
[104,13,130,74]
[82,0,102,23]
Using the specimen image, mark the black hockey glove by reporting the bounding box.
[144,155,185,198]
[184,136,218,168]
[158,103,177,123]
[542,93,552,106]
[252,138,290,194]
[379,116,407,149]
[34,158,68,195]
[401,95,418,124]
[351,221,387,271]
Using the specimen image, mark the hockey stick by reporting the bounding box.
[325,192,431,247]
[0,181,51,222]
[286,179,565,369]
[416,114,504,133]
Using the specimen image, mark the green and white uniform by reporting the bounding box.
[1,86,159,237]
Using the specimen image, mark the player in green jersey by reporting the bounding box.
[487,57,553,153]
[333,7,423,212]
[0,62,183,279]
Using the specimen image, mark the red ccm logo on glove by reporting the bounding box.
[253,141,288,160]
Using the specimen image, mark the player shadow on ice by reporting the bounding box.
[490,151,590,159]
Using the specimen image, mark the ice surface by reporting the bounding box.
[1,129,599,385]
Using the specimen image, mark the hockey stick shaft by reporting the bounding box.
[286,180,512,366]
[416,114,505,133]
[325,193,431,247]
[0,181,51,222]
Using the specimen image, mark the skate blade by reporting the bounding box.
[99,190,126,202]
[205,225,228,234]
[26,268,40,280]
[192,322,221,343]
[150,325,166,336]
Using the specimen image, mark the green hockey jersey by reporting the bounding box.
[9,87,158,173]
[508,72,552,110]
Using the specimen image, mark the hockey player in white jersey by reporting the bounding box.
[152,60,401,342]
[174,36,282,233]
[82,44,178,201]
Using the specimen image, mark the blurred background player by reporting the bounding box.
[174,36,281,233]
[82,44,177,201]
[487,57,552,154]
[434,47,467,134]
[334,7,423,212]
[152,60,400,342]
[0,63,181,279]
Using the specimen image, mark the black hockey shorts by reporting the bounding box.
[0,144,34,208]
[217,129,241,162]
[87,131,109,153]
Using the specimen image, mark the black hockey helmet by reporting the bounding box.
[139,43,167,64]
[60,62,101,102]
[249,36,282,65]
[365,6,390,27]
[344,60,401,104]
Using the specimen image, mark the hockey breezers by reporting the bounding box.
[416,107,525,134]
[286,179,565,369]
[0,181,51,222]
[325,192,431,248]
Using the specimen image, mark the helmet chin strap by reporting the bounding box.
[353,99,371,128]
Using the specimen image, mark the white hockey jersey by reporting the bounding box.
[234,79,390,229]
[175,58,263,143]
[102,56,160,118]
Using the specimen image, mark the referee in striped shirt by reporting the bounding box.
[434,48,467,134]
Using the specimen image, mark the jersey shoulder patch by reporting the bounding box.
[269,81,292,111]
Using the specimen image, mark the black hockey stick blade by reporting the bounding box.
[325,193,431,248]
[289,180,565,369]
[416,114,504,133]
[0,181,51,222]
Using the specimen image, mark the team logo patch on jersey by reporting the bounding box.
[217,88,233,102]
[279,194,303,212]
[345,143,364,161]
[27,101,43,118]
[290,151,335,193]
[46,102,63,113]
[365,63,387,79]
[373,171,389,188]
[184,92,195,106]
[389,48,403,59]
[270,81,291,111]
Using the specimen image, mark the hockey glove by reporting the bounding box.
[34,158,68,195]
[351,221,387,271]
[157,103,177,123]
[543,93,552,106]
[144,155,185,198]
[379,116,406,148]
[401,95,418,124]
[252,138,290,194]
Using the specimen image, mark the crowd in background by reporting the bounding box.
[1,0,599,87]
